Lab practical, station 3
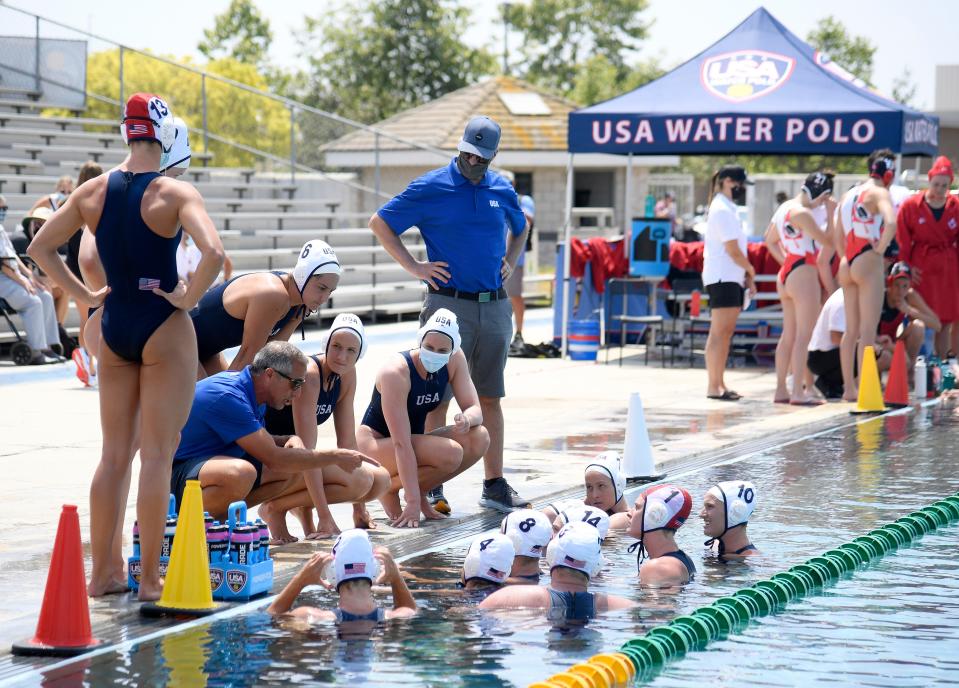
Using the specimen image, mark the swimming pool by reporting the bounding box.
[8,404,959,687]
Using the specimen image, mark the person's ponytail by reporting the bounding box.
[706,171,721,217]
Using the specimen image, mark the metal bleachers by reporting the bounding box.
[0,84,554,343]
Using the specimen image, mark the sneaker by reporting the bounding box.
[30,352,59,365]
[508,333,526,357]
[72,348,90,386]
[478,477,531,513]
[427,486,451,515]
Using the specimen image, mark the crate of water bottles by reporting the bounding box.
[208,500,273,601]
[127,494,178,591]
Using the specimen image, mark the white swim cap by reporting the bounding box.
[500,509,552,558]
[640,484,693,534]
[331,529,379,589]
[584,451,626,504]
[546,522,602,578]
[418,308,461,352]
[160,117,191,173]
[321,313,367,360]
[462,532,514,585]
[293,240,341,295]
[707,480,756,532]
[557,504,610,541]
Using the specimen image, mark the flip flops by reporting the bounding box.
[707,390,742,401]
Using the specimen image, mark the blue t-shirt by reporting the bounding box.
[174,367,265,462]
[377,159,527,292]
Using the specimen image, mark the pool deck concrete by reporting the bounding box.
[0,307,859,658]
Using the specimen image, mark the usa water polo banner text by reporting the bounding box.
[568,114,938,155]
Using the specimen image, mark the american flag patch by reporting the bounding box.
[564,555,586,568]
[138,278,161,291]
[344,562,366,574]
[487,568,505,580]
[128,123,149,135]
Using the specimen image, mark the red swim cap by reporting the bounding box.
[928,156,954,183]
[121,93,174,147]
[640,484,692,532]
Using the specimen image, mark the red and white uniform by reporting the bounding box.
[840,183,883,263]
[896,192,959,324]
[773,202,816,284]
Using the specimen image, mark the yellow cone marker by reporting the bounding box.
[851,345,887,414]
[142,480,220,617]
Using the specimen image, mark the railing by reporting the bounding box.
[0,1,450,200]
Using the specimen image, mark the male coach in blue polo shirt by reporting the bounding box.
[369,115,530,514]
[170,341,373,529]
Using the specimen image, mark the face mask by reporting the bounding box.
[419,348,451,373]
[731,184,746,203]
[456,153,490,183]
[0,209,6,223]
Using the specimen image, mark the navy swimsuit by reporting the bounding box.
[548,589,596,621]
[95,171,180,362]
[662,550,697,577]
[333,607,385,622]
[190,271,301,362]
[264,355,340,436]
[361,351,448,437]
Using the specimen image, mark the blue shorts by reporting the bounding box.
[170,454,262,513]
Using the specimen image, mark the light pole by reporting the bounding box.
[501,2,511,75]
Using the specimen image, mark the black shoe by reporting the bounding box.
[478,478,530,513]
[427,486,451,515]
[508,333,526,357]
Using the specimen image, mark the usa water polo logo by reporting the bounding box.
[702,50,795,102]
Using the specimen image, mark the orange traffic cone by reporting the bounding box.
[884,340,910,407]
[12,505,102,656]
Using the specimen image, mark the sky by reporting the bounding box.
[3,0,956,110]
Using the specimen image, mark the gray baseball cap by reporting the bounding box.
[457,115,501,160]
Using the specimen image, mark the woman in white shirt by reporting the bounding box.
[702,165,755,401]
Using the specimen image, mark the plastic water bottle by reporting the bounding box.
[204,512,214,531]
[255,519,270,562]
[247,522,261,563]
[161,514,177,558]
[915,357,927,400]
[206,522,229,563]
[930,356,942,397]
[132,520,140,558]
[230,524,257,566]
[942,360,956,392]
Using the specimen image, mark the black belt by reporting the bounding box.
[428,286,507,302]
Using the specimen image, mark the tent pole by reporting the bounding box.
[625,152,633,235]
[561,153,575,358]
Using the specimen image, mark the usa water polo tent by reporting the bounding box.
[559,6,940,354]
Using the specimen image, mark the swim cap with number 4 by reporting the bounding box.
[463,532,514,584]
[501,509,552,558]
[294,240,341,294]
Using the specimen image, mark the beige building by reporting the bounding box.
[324,76,678,270]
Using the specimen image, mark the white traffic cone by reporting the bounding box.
[623,392,663,482]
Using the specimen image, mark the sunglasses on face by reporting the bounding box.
[460,151,491,165]
[273,368,305,390]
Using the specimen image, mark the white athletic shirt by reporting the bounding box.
[703,193,747,286]
[840,183,882,242]
[773,201,816,257]
[808,288,846,352]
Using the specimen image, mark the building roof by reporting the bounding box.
[323,76,577,154]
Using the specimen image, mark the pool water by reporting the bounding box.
[17,404,959,687]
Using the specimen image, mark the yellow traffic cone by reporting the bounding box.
[850,345,887,415]
[142,480,220,617]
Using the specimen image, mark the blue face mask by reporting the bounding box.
[419,348,451,373]
[0,209,6,223]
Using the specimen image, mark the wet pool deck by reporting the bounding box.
[0,307,859,667]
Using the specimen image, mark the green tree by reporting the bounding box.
[891,68,918,108]
[299,0,496,124]
[197,0,273,69]
[568,54,663,106]
[506,0,651,96]
[76,49,290,167]
[806,16,876,85]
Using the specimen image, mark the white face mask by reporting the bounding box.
[419,349,451,373]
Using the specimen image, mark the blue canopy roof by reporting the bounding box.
[568,8,939,156]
